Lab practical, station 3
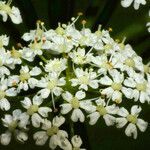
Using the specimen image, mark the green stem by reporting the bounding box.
[39,55,47,63]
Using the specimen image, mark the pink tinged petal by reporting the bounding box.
[131,105,141,116]
[136,119,148,132]
[125,123,137,139]
[0,98,10,111]
[21,97,32,109]
[0,131,11,145]
[103,114,116,126]
[71,109,85,122]
[16,131,28,143]
[33,131,48,145]
[118,107,129,117]
[99,76,112,85]
[38,89,50,99]
[116,118,128,128]
[88,112,100,125]
[60,104,72,114]
[31,113,43,128]
[38,107,52,117]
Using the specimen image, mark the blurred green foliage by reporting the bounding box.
[0,0,150,150]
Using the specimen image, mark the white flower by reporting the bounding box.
[0,35,9,48]
[59,135,85,150]
[116,105,148,139]
[0,77,17,111]
[33,116,67,149]
[123,73,150,103]
[121,0,146,10]
[91,54,114,75]
[71,68,99,91]
[0,109,28,145]
[61,91,95,122]
[6,47,22,69]
[21,95,52,127]
[0,0,22,24]
[9,66,41,91]
[88,98,118,126]
[49,35,73,54]
[99,69,126,103]
[37,72,66,98]
[45,58,67,73]
[28,40,51,56]
[69,47,93,65]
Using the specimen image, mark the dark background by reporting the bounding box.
[0,0,150,150]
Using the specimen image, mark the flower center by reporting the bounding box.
[0,3,12,14]
[125,58,135,67]
[79,75,89,84]
[104,44,113,51]
[136,83,146,92]
[0,90,6,99]
[96,105,107,115]
[47,80,57,90]
[27,105,39,115]
[19,71,30,82]
[11,47,21,58]
[127,114,137,124]
[71,97,80,109]
[111,82,122,91]
[8,120,17,132]
[30,42,42,50]
[46,126,59,136]
[102,62,113,69]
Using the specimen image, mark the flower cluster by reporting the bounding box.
[0,1,150,149]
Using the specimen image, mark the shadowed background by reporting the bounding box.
[0,0,150,149]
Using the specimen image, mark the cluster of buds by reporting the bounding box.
[0,1,150,150]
